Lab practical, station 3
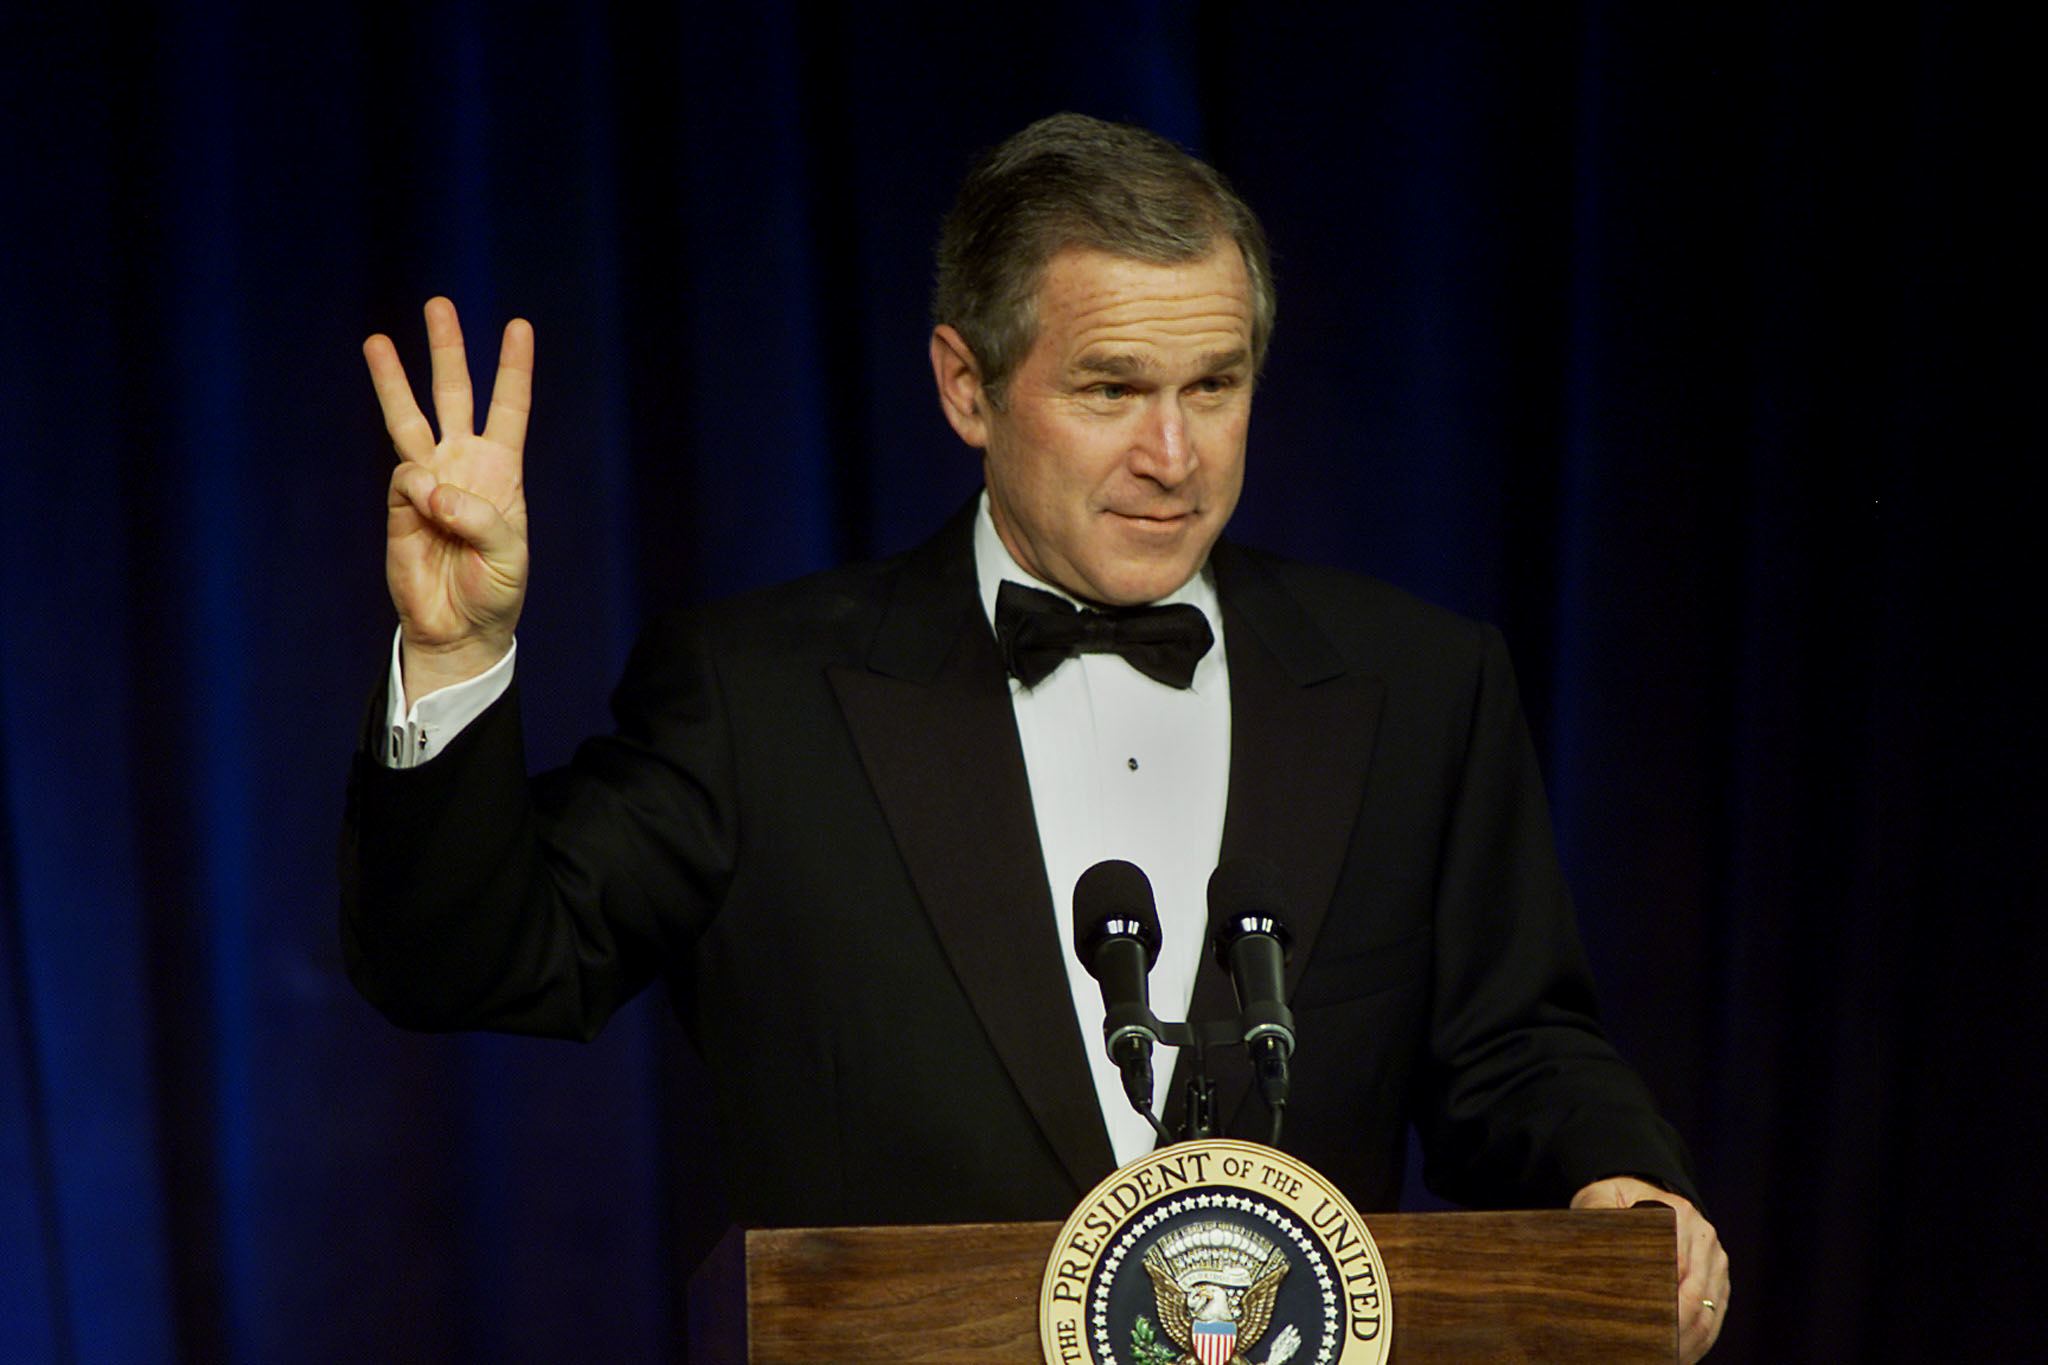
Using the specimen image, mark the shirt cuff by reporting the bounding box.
[382,630,517,769]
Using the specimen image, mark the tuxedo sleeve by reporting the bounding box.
[1413,623,1700,1207]
[341,610,737,1040]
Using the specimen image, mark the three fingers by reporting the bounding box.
[370,298,531,560]
[363,297,533,463]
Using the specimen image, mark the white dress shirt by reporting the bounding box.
[971,495,1230,1166]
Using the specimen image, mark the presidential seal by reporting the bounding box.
[1039,1139,1390,1365]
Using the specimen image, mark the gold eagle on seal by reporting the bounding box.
[1140,1221,1301,1365]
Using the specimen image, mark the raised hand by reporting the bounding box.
[365,297,533,706]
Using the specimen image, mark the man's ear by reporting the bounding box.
[930,325,991,448]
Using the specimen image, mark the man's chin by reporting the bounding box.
[1069,557,1206,608]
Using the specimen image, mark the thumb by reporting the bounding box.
[426,482,519,560]
[1571,1180,1624,1209]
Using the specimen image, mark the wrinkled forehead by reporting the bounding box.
[1028,244,1254,357]
[1029,236,1247,300]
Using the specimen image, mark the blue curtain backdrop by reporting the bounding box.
[1,3,2034,1360]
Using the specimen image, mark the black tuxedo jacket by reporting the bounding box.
[343,505,1696,1227]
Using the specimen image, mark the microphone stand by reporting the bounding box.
[1121,1014,1277,1146]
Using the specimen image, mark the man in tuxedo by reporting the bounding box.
[346,114,1727,1359]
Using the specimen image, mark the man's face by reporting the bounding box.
[932,243,1256,606]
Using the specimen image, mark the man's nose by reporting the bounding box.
[1131,396,1196,485]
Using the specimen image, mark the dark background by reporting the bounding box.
[2,3,2035,1360]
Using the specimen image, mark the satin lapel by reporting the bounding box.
[1169,544,1386,1134]
[827,518,1116,1191]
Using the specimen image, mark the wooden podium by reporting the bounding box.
[688,1206,1677,1362]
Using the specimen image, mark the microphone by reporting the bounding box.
[1207,859,1297,1120]
[1072,859,1165,1122]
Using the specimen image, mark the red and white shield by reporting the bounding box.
[1191,1319,1237,1365]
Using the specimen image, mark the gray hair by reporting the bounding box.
[932,113,1276,407]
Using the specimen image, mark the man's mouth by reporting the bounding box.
[1110,508,1195,525]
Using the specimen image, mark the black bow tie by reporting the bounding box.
[993,580,1215,689]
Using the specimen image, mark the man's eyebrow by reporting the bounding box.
[1194,347,1252,374]
[1073,351,1152,379]
[1072,347,1252,379]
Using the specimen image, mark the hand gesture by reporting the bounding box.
[364,297,532,704]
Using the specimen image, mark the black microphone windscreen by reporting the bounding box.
[1206,858,1293,967]
[1073,859,1162,967]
